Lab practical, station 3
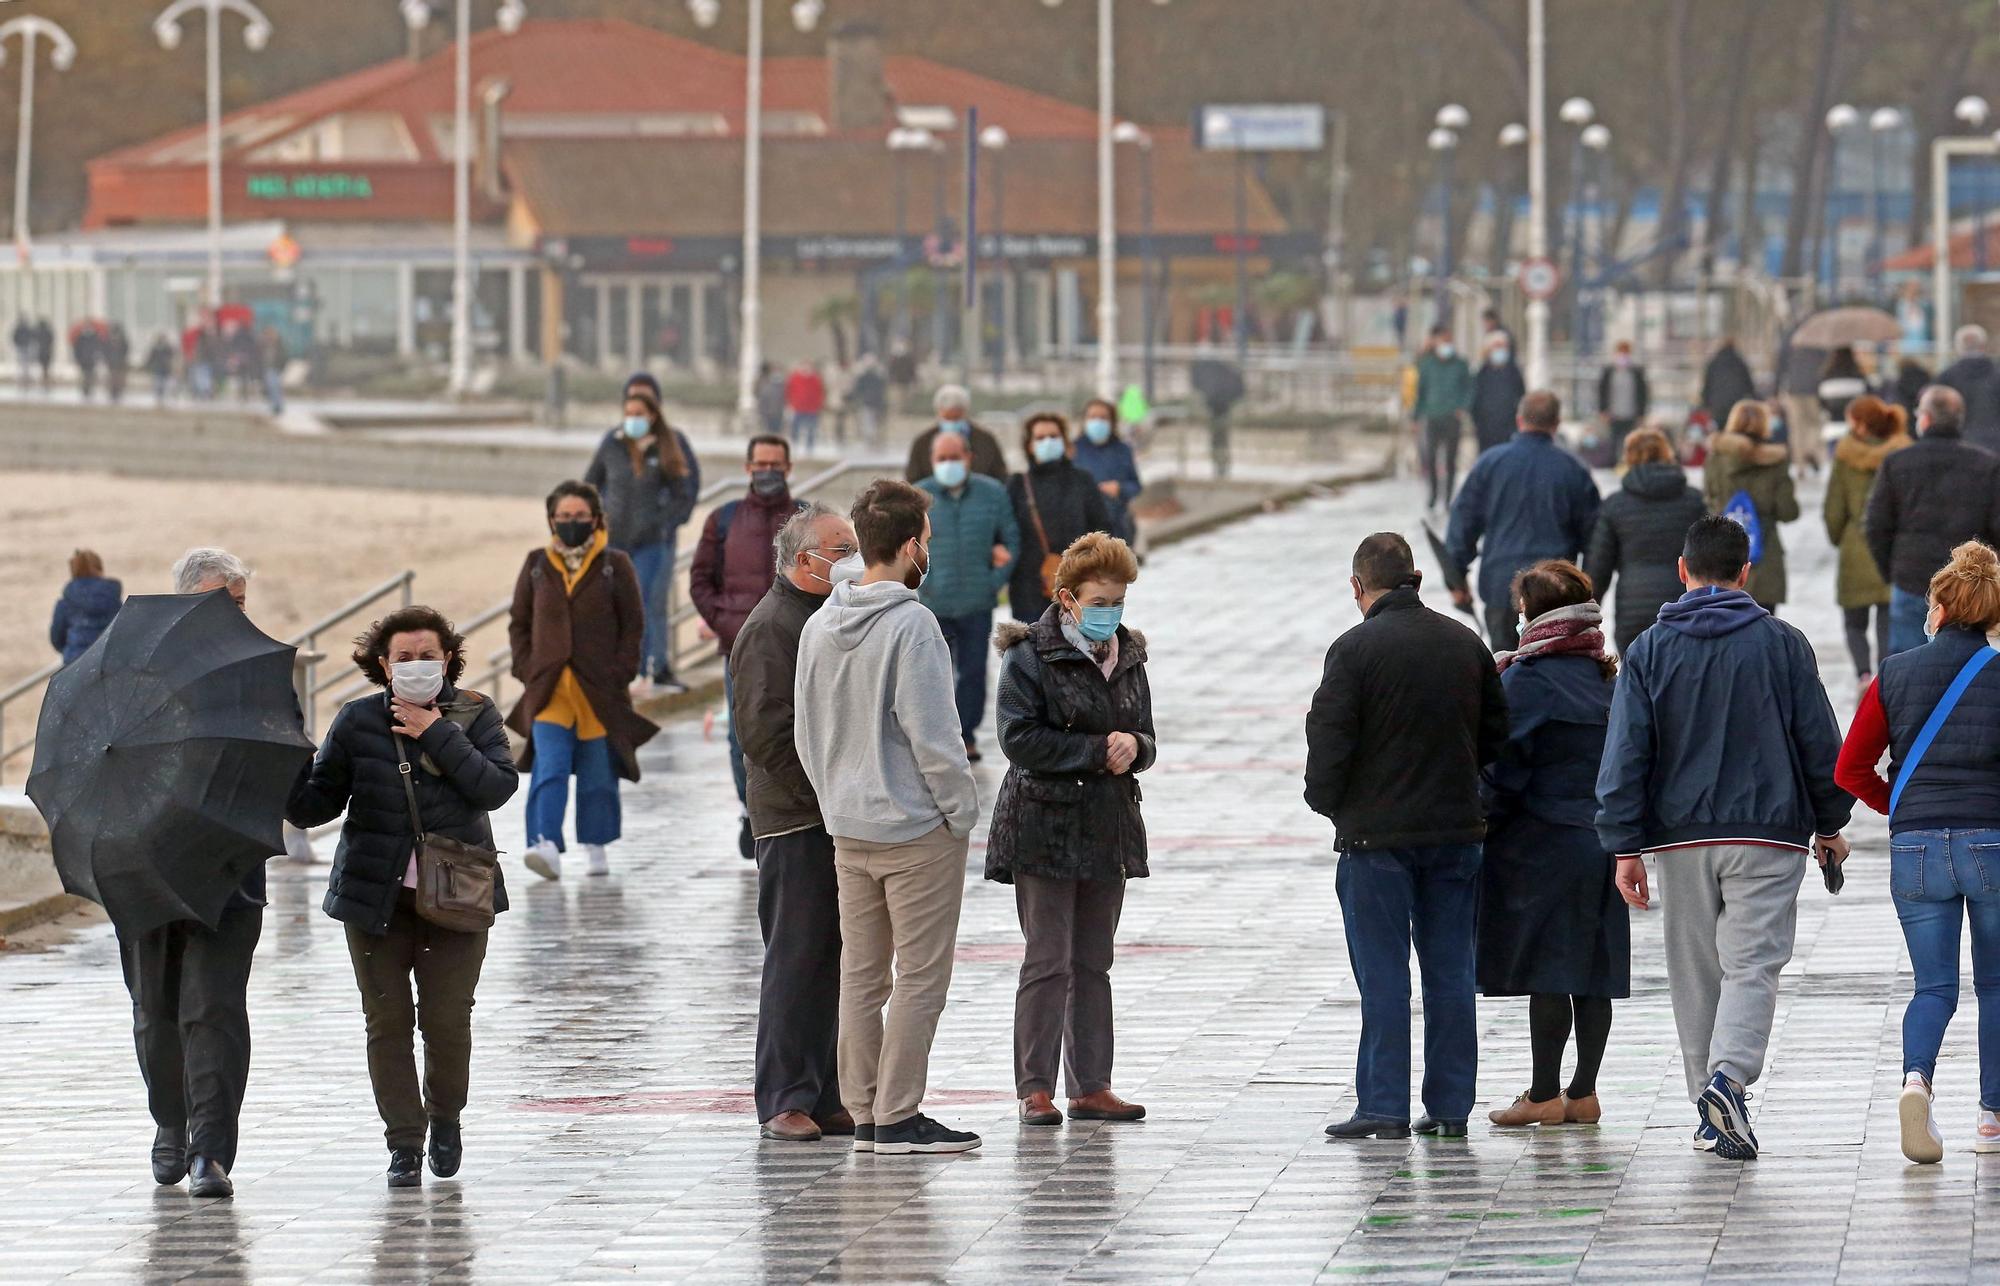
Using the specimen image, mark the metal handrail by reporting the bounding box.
[289,571,416,736]
[0,660,62,769]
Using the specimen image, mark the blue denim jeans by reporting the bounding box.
[1335,843,1482,1123]
[723,659,747,807]
[789,411,820,455]
[933,608,993,741]
[622,537,674,677]
[1891,828,2000,1108]
[527,722,621,851]
[1888,586,1931,660]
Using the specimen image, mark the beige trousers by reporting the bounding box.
[833,824,969,1126]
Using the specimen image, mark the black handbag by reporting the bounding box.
[392,729,499,933]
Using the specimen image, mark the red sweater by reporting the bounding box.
[1834,677,1893,816]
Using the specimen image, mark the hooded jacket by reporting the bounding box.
[1595,588,1851,856]
[793,578,981,844]
[1700,345,1758,425]
[1446,431,1602,604]
[1584,462,1707,650]
[1939,353,2000,448]
[1702,429,1799,606]
[49,575,123,664]
[1471,357,1527,453]
[1824,428,1911,609]
[1863,424,2000,596]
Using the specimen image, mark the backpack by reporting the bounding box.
[1721,489,1764,565]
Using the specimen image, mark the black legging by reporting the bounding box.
[1528,993,1613,1102]
[1843,603,1891,680]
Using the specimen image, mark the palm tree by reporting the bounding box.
[810,294,859,369]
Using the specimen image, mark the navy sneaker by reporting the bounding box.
[852,1123,875,1154]
[874,1114,981,1155]
[1699,1073,1758,1160]
[1692,1120,1719,1152]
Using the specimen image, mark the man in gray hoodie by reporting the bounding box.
[794,479,984,1155]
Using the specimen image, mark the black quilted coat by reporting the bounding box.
[984,606,1157,884]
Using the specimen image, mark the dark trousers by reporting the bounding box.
[1013,872,1126,1098]
[934,608,994,741]
[755,827,844,1121]
[1484,599,1520,652]
[1844,603,1892,679]
[1336,844,1482,1124]
[1421,416,1463,508]
[1607,417,1639,464]
[344,890,489,1150]
[117,904,263,1169]
[724,660,748,807]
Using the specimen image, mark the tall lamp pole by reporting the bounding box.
[1958,95,1990,273]
[690,0,825,430]
[155,0,272,311]
[1524,0,1550,390]
[1824,104,1859,293]
[1558,95,1594,402]
[1869,106,1901,302]
[1114,121,1154,402]
[1579,122,1611,356]
[0,13,76,311]
[979,124,1009,381]
[1431,103,1469,325]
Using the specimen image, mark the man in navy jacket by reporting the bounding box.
[1596,515,1852,1162]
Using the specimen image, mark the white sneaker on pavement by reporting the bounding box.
[1900,1071,1944,1164]
[1977,1108,2000,1154]
[584,844,610,877]
[524,840,562,881]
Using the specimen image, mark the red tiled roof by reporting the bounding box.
[1882,222,2000,273]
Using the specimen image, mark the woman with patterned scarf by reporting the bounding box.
[1479,560,1632,1129]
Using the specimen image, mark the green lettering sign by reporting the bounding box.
[244,173,375,202]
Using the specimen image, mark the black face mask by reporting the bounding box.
[552,518,595,549]
[750,468,788,498]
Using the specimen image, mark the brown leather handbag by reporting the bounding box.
[1022,474,1062,597]
[393,730,498,933]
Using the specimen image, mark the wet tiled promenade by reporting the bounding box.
[0,474,1980,1283]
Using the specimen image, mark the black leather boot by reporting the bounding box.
[387,1147,423,1189]
[151,1127,188,1185]
[428,1118,462,1178]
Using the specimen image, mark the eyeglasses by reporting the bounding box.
[815,543,857,559]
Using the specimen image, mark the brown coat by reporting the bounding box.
[506,544,659,781]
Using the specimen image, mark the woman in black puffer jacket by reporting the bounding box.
[1583,427,1707,653]
[987,533,1156,1129]
[1008,412,1114,622]
[287,606,517,1190]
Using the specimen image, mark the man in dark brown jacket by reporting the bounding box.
[732,502,859,1142]
[690,435,804,855]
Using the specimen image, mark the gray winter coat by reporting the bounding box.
[582,428,700,549]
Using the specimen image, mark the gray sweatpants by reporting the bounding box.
[1656,844,1806,1102]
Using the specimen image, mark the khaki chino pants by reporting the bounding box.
[833,825,969,1126]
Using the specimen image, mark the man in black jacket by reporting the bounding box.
[730,503,859,1144]
[1937,324,2000,449]
[1305,533,1508,1141]
[1864,385,2000,657]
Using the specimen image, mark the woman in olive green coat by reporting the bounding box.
[1703,400,1799,611]
[1822,394,1911,681]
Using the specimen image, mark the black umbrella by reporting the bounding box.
[1422,520,1477,620]
[26,590,313,935]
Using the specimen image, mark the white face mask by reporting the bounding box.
[827,552,865,588]
[390,659,445,705]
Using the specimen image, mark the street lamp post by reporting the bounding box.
[1869,106,1902,301]
[1579,122,1611,358]
[690,0,825,430]
[0,13,76,311]
[1496,121,1528,278]
[1114,121,1155,403]
[1524,0,1550,390]
[1825,104,1860,293]
[155,0,273,310]
[1958,95,1991,273]
[403,0,525,399]
[1558,95,1594,402]
[979,124,1009,381]
[888,126,939,348]
[1431,103,1468,325]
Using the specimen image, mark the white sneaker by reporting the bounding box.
[1900,1072,1944,1164]
[584,844,610,877]
[1977,1108,2000,1154]
[524,840,562,881]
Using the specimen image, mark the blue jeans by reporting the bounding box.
[1891,829,2000,1108]
[789,411,820,454]
[1888,586,1930,660]
[623,537,675,677]
[527,722,621,851]
[1335,843,1482,1123]
[723,659,747,807]
[933,608,993,741]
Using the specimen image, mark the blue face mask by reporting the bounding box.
[939,417,970,436]
[622,415,650,440]
[1083,417,1113,445]
[932,459,968,489]
[1032,436,1067,465]
[1075,603,1123,642]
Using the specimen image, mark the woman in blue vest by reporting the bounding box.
[1838,540,2000,1164]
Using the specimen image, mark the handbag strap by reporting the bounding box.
[1021,473,1054,557]
[389,715,427,843]
[1891,647,2000,816]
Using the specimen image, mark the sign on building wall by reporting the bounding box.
[1194,104,1326,152]
[245,173,376,201]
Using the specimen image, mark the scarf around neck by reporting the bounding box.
[1495,601,1609,673]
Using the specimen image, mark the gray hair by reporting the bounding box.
[170,546,251,595]
[1960,324,1990,356]
[773,501,841,574]
[1919,384,1966,436]
[933,383,971,414]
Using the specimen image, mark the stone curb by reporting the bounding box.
[0,892,87,939]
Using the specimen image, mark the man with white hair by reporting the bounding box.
[902,383,1008,484]
[1938,324,2000,450]
[120,547,270,1199]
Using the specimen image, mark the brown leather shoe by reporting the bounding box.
[1487,1092,1566,1127]
[1563,1094,1602,1124]
[1067,1091,1146,1121]
[1020,1092,1063,1125]
[760,1110,821,1141]
[814,1109,856,1136]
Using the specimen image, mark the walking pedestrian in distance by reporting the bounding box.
[1824,395,1912,686]
[756,362,787,437]
[849,353,889,445]
[785,359,826,456]
[1008,414,1113,625]
[126,548,267,1199]
[1471,332,1527,456]
[73,323,102,401]
[1479,562,1629,1128]
[1836,541,2000,1163]
[622,372,701,689]
[49,548,122,665]
[1700,337,1758,431]
[1817,345,1872,441]
[145,333,176,406]
[793,480,983,1155]
[286,607,516,1188]
[1445,390,1602,652]
[1071,398,1144,542]
[105,322,131,405]
[1595,340,1650,466]
[690,435,804,859]
[11,315,32,392]
[1413,326,1473,510]
[257,326,286,415]
[584,384,697,695]
[31,316,52,391]
[507,481,658,881]
[1597,516,1852,1161]
[1584,427,1707,656]
[917,429,1021,763]
[1308,533,1509,1140]
[1703,400,1798,615]
[732,503,860,1144]
[989,532,1155,1128]
[1936,324,2000,450]
[1865,385,2000,659]
[903,384,1008,484]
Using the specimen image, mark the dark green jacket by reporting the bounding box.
[1414,351,1474,421]
[916,473,1022,618]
